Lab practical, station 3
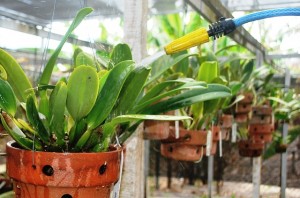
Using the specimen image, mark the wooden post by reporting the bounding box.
[120,0,148,197]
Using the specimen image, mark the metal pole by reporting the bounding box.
[253,157,261,198]
[281,68,290,198]
[252,50,263,198]
[207,40,217,198]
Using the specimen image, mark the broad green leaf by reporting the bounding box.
[0,64,7,80]
[197,61,219,83]
[0,112,42,151]
[109,43,132,68]
[39,7,93,85]
[73,48,83,66]
[0,78,17,116]
[49,81,68,142]
[75,52,98,69]
[142,84,231,115]
[67,65,99,121]
[112,66,151,115]
[133,81,207,113]
[86,60,135,129]
[146,53,197,86]
[26,95,50,144]
[0,49,34,102]
[241,60,254,83]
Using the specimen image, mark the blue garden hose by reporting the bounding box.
[165,8,300,54]
[233,7,300,27]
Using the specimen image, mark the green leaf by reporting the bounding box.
[197,61,219,83]
[0,78,17,116]
[142,84,231,115]
[133,81,207,113]
[112,66,151,115]
[109,43,132,68]
[241,60,254,83]
[49,80,68,142]
[0,112,42,150]
[67,65,99,121]
[146,53,197,86]
[0,49,34,102]
[75,51,99,69]
[26,94,50,144]
[86,60,135,129]
[39,7,93,85]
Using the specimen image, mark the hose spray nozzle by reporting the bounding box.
[164,17,236,55]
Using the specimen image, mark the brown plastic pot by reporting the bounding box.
[162,126,207,146]
[238,139,264,157]
[6,141,122,198]
[160,143,204,161]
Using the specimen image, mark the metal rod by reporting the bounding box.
[281,68,290,198]
[208,155,214,198]
[0,153,7,157]
[253,157,261,198]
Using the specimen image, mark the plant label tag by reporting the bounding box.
[219,130,223,157]
[112,149,124,198]
[206,130,212,156]
[232,122,237,143]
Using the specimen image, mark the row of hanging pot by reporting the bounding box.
[143,92,275,162]
[235,92,275,158]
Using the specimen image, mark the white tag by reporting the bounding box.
[175,110,180,139]
[231,122,237,143]
[206,130,212,156]
[112,149,124,198]
[219,130,223,157]
[194,146,204,163]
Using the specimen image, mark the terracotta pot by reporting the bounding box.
[221,114,233,128]
[143,110,174,140]
[6,141,122,198]
[238,139,264,157]
[250,115,272,124]
[203,141,217,156]
[239,92,254,104]
[252,106,272,116]
[211,126,221,142]
[250,133,273,143]
[143,120,170,140]
[249,123,274,134]
[234,113,248,123]
[162,126,207,146]
[160,143,204,161]
[236,103,252,113]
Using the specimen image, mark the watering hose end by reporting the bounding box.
[164,27,209,55]
[207,17,236,40]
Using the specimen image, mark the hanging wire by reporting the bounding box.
[32,0,57,166]
[38,0,57,79]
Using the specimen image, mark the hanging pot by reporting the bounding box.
[249,123,274,134]
[160,143,204,161]
[6,141,122,198]
[236,103,252,114]
[221,114,233,129]
[234,113,248,123]
[252,106,273,116]
[238,139,264,157]
[143,101,174,140]
[162,126,207,145]
[239,92,254,104]
[143,119,170,140]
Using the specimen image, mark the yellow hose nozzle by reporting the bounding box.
[164,28,209,55]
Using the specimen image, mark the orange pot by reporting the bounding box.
[252,106,272,116]
[236,103,252,113]
[250,115,272,124]
[162,126,207,146]
[250,133,273,143]
[238,139,264,157]
[143,120,170,140]
[160,143,204,161]
[249,123,274,134]
[234,113,248,123]
[221,114,233,128]
[239,92,254,104]
[6,141,122,198]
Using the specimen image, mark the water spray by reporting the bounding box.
[164,8,300,55]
